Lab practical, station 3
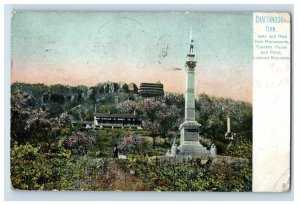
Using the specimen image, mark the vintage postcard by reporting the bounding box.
[10,11,290,192]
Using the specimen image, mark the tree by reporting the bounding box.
[141,98,180,147]
[25,110,72,152]
[196,93,252,142]
[11,89,34,144]
[116,100,141,115]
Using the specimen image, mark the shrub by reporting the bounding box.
[11,143,74,190]
[61,132,95,155]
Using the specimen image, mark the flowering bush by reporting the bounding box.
[141,98,181,137]
[62,132,95,155]
[24,109,72,152]
[116,100,141,114]
[118,135,147,155]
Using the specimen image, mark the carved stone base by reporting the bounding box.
[178,121,211,156]
[177,142,211,156]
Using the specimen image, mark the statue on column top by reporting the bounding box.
[189,28,194,54]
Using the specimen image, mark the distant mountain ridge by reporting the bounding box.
[11,82,139,105]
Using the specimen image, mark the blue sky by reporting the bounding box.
[11,11,253,102]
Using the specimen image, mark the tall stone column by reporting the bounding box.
[225,115,233,139]
[227,116,231,133]
[177,35,210,156]
[185,56,196,121]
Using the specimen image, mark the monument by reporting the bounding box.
[225,116,234,140]
[177,31,213,156]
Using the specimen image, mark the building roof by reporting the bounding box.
[94,113,137,119]
[140,83,163,87]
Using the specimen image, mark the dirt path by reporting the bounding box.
[108,160,149,191]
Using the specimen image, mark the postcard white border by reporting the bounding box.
[252,12,291,192]
[2,3,295,202]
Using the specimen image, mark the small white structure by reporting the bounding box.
[171,143,178,156]
[71,120,93,129]
[118,154,127,159]
[210,144,217,157]
[93,116,98,127]
[130,170,136,175]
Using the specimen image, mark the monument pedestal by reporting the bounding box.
[178,121,210,156]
